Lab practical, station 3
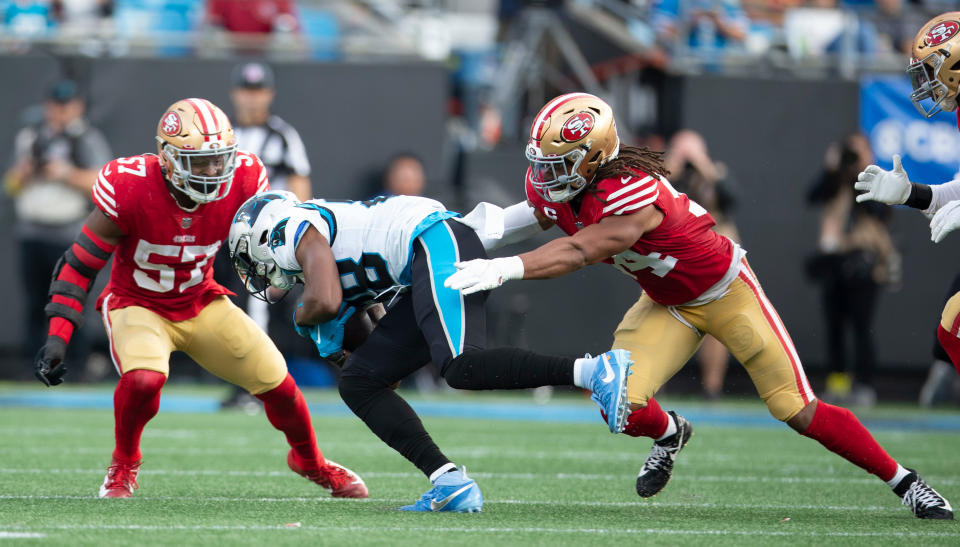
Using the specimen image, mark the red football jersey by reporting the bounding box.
[92,152,269,321]
[525,168,736,306]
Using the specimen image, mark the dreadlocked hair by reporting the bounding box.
[594,145,669,183]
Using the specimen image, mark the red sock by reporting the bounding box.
[113,369,166,463]
[620,397,670,439]
[801,401,897,481]
[937,325,960,375]
[255,374,323,468]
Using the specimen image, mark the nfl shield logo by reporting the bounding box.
[181,217,192,229]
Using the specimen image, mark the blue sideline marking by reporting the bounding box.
[3,392,960,432]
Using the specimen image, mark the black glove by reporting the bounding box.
[35,336,68,387]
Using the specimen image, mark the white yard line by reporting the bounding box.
[1,467,956,486]
[0,532,46,538]
[1,523,958,538]
[0,493,907,513]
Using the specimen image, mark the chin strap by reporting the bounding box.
[46,225,116,345]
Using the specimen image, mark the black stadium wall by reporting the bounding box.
[0,55,955,378]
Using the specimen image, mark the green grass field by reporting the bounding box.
[2,384,960,546]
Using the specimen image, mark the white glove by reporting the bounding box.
[443,257,525,295]
[855,154,911,205]
[930,200,960,243]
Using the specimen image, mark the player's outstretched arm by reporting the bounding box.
[517,207,662,278]
[856,155,960,218]
[36,209,124,386]
[855,154,939,211]
[457,201,551,251]
[293,225,343,326]
[445,205,662,295]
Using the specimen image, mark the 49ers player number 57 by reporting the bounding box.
[34,98,367,501]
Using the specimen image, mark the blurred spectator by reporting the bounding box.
[50,0,115,56]
[218,60,313,412]
[382,153,427,197]
[207,0,298,34]
[652,0,749,59]
[4,0,53,40]
[51,0,113,30]
[663,130,740,400]
[2,79,110,373]
[206,0,300,54]
[863,0,925,56]
[805,133,899,407]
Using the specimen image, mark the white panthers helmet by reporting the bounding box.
[228,190,300,300]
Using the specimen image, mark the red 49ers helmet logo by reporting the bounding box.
[161,111,182,136]
[926,21,960,46]
[560,112,595,142]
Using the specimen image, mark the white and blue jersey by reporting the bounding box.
[268,195,458,307]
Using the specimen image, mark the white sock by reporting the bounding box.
[572,357,596,390]
[429,462,457,483]
[655,414,678,441]
[886,464,911,489]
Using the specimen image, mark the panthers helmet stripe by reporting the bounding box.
[529,92,596,142]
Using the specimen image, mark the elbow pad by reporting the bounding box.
[46,225,115,344]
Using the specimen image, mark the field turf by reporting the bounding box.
[2,383,960,545]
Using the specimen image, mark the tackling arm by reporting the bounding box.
[456,201,549,251]
[517,206,663,279]
[37,208,124,385]
[445,205,663,294]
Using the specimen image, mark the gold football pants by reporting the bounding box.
[101,294,287,394]
[941,290,960,335]
[613,259,816,421]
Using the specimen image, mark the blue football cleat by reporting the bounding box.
[588,349,634,433]
[399,467,483,513]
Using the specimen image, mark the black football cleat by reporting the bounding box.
[894,469,954,520]
[636,411,692,498]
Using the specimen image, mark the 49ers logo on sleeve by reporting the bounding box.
[560,112,595,142]
[161,111,182,136]
[926,21,960,46]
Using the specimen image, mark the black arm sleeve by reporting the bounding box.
[904,183,933,210]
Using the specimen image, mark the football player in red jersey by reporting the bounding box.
[446,93,953,519]
[856,12,960,383]
[33,98,368,500]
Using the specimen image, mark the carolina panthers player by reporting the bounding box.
[227,191,634,513]
[857,11,960,378]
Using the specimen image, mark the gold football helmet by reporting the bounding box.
[909,12,960,117]
[155,98,238,203]
[526,92,620,203]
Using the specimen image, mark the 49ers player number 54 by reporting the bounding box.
[445,92,953,520]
